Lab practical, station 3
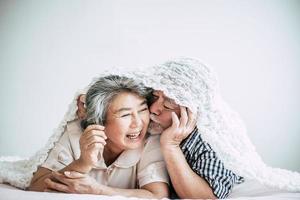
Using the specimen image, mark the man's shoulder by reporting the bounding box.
[180,127,211,151]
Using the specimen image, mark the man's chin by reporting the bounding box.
[148,121,165,135]
[148,129,162,135]
[148,125,164,135]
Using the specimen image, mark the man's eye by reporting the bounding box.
[121,114,131,117]
[163,105,173,110]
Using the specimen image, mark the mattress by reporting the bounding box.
[0,183,137,200]
[1,183,299,200]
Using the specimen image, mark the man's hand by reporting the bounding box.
[77,94,87,120]
[160,106,197,149]
[44,171,104,194]
[77,125,107,171]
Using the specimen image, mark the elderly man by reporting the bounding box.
[147,90,244,199]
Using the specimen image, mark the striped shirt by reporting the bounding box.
[180,127,244,199]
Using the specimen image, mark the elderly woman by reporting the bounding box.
[28,75,169,198]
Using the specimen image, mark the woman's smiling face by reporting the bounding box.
[104,91,150,154]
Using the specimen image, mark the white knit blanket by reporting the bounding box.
[1,58,299,192]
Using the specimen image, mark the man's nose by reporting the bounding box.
[149,101,162,116]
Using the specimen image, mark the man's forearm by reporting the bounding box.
[29,159,91,191]
[162,146,216,199]
[59,159,92,174]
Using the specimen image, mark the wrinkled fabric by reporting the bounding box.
[0,57,300,192]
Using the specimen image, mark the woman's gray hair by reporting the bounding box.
[82,75,152,128]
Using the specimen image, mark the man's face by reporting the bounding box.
[148,90,180,134]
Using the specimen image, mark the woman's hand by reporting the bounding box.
[78,125,107,170]
[44,171,104,194]
[160,106,197,149]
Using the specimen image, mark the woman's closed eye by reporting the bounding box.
[121,113,131,117]
[120,108,148,117]
[139,107,149,112]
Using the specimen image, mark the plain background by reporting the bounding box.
[0,0,299,171]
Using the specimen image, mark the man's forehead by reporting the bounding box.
[153,90,177,104]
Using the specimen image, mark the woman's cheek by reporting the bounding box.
[107,119,128,134]
[116,119,130,129]
[142,112,150,125]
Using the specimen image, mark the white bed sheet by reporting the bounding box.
[0,183,299,200]
[0,183,138,200]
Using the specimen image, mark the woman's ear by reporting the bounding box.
[77,94,87,120]
[79,94,86,105]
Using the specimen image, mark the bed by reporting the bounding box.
[1,183,299,200]
[0,183,137,200]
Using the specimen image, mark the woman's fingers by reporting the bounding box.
[80,128,107,150]
[84,131,107,141]
[83,125,105,135]
[81,128,107,144]
[87,142,105,150]
[81,136,107,148]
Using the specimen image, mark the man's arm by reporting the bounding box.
[42,170,169,198]
[162,146,216,199]
[28,159,94,191]
[160,107,216,199]
[103,181,169,198]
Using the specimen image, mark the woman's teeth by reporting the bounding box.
[127,132,140,139]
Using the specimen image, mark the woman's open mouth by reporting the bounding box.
[126,131,142,140]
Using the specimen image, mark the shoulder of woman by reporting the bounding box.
[143,134,161,152]
[65,119,83,138]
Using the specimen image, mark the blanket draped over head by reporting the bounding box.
[0,58,299,192]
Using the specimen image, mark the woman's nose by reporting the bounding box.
[131,114,143,128]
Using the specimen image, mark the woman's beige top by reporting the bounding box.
[42,119,169,188]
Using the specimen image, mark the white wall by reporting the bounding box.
[0,0,299,171]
